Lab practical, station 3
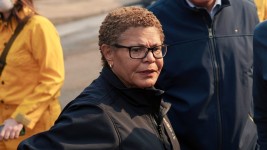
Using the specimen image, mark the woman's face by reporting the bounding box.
[106,27,163,88]
[0,0,14,13]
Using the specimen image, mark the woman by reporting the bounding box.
[0,0,64,149]
[18,6,180,150]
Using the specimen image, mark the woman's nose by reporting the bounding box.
[144,51,156,62]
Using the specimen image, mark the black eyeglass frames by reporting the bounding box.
[112,43,167,59]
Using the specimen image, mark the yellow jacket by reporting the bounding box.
[0,8,64,129]
[255,0,267,22]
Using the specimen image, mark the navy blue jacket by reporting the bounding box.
[149,0,259,149]
[253,20,267,150]
[18,67,180,150]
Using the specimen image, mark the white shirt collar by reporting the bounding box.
[186,0,221,18]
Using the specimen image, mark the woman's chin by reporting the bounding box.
[135,81,156,89]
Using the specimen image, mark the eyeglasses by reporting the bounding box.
[112,44,167,59]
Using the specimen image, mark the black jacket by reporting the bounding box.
[253,20,267,150]
[149,0,259,149]
[18,67,180,150]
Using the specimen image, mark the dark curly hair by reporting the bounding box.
[98,6,164,67]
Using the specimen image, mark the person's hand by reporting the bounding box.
[0,118,23,141]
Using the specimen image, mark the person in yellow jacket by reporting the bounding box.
[0,0,64,149]
[255,0,267,22]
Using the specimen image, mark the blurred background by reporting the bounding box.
[34,0,156,107]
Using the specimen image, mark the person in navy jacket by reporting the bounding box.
[149,0,259,149]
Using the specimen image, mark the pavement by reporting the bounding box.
[35,0,142,25]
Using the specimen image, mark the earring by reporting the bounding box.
[109,63,113,68]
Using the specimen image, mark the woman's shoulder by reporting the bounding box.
[63,78,116,109]
[30,15,53,24]
[22,14,59,35]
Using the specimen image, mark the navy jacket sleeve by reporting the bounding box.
[17,101,119,150]
[253,20,267,149]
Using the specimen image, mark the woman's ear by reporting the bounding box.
[100,44,113,62]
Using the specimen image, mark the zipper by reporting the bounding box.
[207,4,230,149]
[204,13,223,150]
[198,4,229,149]
[149,114,167,150]
[209,27,222,150]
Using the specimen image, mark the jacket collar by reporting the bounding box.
[185,0,222,8]
[180,0,230,11]
[101,66,169,114]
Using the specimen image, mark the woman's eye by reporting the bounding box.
[152,47,161,51]
[131,47,143,52]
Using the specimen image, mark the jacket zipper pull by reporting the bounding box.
[208,28,213,38]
